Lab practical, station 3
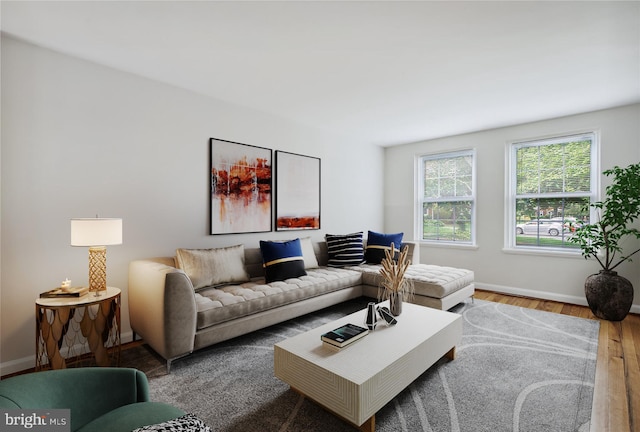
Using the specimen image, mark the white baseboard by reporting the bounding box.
[475,282,640,315]
[0,355,35,377]
[1,330,135,377]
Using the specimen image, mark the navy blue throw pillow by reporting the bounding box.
[260,239,307,283]
[365,231,404,264]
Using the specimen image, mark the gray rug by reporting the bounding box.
[122,298,599,432]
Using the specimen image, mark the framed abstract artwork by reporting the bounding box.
[210,138,272,234]
[276,151,321,231]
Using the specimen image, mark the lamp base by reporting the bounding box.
[88,246,108,294]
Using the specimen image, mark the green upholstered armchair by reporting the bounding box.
[0,367,185,432]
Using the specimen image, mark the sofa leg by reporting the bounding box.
[166,359,172,374]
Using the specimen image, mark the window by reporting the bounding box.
[417,150,475,244]
[508,132,597,251]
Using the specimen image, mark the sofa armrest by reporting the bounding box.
[128,259,196,362]
[401,241,420,265]
[0,368,150,431]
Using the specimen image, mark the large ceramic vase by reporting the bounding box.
[584,270,633,321]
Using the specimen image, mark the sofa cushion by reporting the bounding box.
[132,413,211,432]
[352,263,474,299]
[325,232,365,267]
[176,245,250,290]
[365,231,403,264]
[260,239,307,282]
[77,402,185,432]
[194,267,363,330]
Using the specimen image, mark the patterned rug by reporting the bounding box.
[121,298,599,432]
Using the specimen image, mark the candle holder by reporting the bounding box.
[60,278,72,292]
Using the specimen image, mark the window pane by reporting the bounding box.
[456,156,473,176]
[514,197,590,248]
[564,140,591,192]
[539,167,564,193]
[516,138,591,196]
[440,177,455,197]
[516,146,540,194]
[423,201,472,242]
[565,166,590,192]
[424,178,439,198]
[456,175,472,197]
[424,160,438,179]
[423,154,474,199]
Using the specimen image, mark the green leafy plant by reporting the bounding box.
[569,163,640,271]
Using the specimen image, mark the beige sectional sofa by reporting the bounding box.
[128,240,474,371]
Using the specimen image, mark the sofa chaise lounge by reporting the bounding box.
[128,240,474,371]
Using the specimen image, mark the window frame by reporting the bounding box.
[505,131,599,254]
[415,149,477,246]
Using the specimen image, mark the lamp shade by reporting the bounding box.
[70,218,123,246]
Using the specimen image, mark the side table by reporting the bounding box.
[35,286,121,370]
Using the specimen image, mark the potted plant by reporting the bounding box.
[569,162,640,321]
[379,243,414,316]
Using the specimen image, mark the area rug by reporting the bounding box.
[122,298,599,432]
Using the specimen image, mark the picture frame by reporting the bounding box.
[210,138,272,235]
[276,151,321,231]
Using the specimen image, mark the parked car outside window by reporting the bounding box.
[516,220,566,236]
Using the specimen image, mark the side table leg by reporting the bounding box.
[36,306,71,370]
[80,304,109,366]
[80,295,121,367]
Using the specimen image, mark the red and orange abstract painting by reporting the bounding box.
[210,138,272,234]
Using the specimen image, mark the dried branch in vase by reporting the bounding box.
[378,243,414,302]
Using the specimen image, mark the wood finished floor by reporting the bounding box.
[474,290,639,432]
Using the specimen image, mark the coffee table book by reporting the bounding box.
[321,323,368,348]
[40,286,90,298]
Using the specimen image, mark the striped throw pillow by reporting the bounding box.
[325,232,365,267]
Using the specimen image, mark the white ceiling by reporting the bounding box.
[2,1,639,146]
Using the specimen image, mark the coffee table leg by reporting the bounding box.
[446,346,456,360]
[290,386,376,431]
[359,415,375,432]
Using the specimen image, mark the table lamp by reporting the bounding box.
[71,218,122,296]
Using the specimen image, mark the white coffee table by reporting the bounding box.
[274,301,462,431]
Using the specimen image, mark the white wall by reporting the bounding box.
[385,104,640,309]
[0,36,384,374]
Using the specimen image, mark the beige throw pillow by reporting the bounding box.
[299,237,319,269]
[176,244,250,290]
